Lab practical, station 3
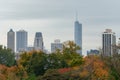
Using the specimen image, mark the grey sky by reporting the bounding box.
[0,0,120,55]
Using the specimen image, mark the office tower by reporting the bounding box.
[51,39,63,52]
[7,29,15,52]
[74,19,82,55]
[102,29,116,56]
[34,32,44,51]
[16,30,28,52]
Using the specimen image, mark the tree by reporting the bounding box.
[19,50,69,76]
[62,41,83,67]
[38,69,68,80]
[18,50,48,76]
[62,41,80,54]
[47,53,68,69]
[0,45,15,66]
[80,55,115,80]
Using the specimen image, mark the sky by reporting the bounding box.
[0,0,120,55]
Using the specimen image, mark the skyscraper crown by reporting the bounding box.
[9,29,14,32]
[35,32,42,37]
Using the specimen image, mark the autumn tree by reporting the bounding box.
[80,55,115,80]
[62,41,80,54]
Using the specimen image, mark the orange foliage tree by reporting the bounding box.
[0,64,27,80]
[79,55,115,80]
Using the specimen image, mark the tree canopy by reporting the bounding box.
[0,45,15,67]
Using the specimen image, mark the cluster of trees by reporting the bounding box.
[0,41,120,80]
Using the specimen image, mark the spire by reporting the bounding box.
[76,11,78,21]
[9,29,13,32]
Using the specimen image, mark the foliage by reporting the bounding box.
[58,68,72,74]
[47,53,68,69]
[38,69,68,80]
[80,55,115,80]
[18,50,48,76]
[0,64,27,80]
[62,41,80,54]
[24,74,36,80]
[62,41,83,67]
[0,45,15,66]
[102,54,120,80]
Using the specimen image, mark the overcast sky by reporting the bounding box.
[0,0,120,55]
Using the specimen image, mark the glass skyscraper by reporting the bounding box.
[7,29,15,52]
[16,30,28,52]
[74,20,82,55]
[34,32,44,51]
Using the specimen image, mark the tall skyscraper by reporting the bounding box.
[16,30,28,52]
[74,19,82,55]
[102,29,116,56]
[51,39,63,53]
[7,29,15,52]
[34,32,44,51]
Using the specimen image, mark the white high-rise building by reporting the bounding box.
[16,30,28,52]
[102,29,116,56]
[74,20,82,55]
[34,32,44,51]
[7,29,15,52]
[51,39,63,53]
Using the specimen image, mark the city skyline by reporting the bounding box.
[0,0,120,55]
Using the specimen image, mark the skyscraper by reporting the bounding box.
[34,32,44,51]
[16,30,28,52]
[102,29,116,56]
[7,29,15,52]
[74,19,82,55]
[51,39,63,52]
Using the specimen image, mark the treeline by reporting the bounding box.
[0,41,120,80]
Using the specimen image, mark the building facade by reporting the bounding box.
[102,29,116,56]
[87,49,99,56]
[74,20,82,55]
[7,29,15,52]
[16,30,28,52]
[51,39,63,53]
[34,32,44,51]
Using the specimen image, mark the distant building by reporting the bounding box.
[34,32,44,51]
[51,39,63,53]
[7,29,15,52]
[87,49,99,56]
[27,46,34,52]
[74,19,82,55]
[16,30,28,52]
[102,29,116,56]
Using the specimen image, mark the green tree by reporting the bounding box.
[47,53,68,69]
[0,45,15,66]
[62,41,83,67]
[19,51,48,76]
